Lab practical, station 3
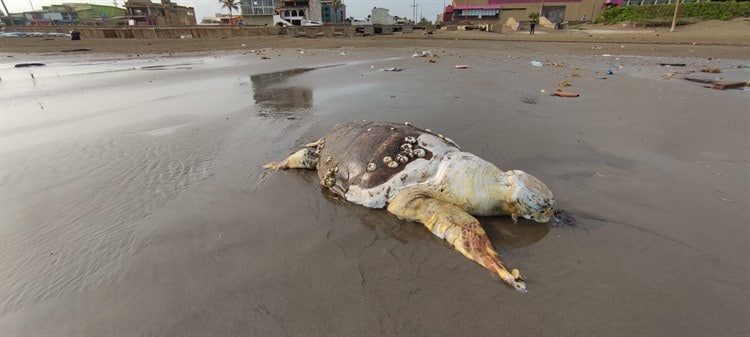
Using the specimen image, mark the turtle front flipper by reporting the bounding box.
[387,189,527,292]
[263,148,319,170]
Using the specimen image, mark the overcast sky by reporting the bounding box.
[6,0,449,21]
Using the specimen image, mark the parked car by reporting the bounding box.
[301,20,322,26]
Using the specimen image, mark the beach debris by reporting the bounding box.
[15,63,45,68]
[241,44,246,47]
[737,64,750,69]
[558,80,572,87]
[340,51,347,56]
[427,59,437,64]
[381,67,404,72]
[602,54,613,57]
[606,69,614,75]
[553,89,579,97]
[529,61,544,67]
[659,63,686,67]
[260,55,270,60]
[711,81,748,90]
[571,72,581,78]
[299,50,306,54]
[454,64,469,69]
[701,67,721,73]
[521,93,538,104]
[412,50,435,58]
[552,209,577,227]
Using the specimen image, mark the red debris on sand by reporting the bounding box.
[553,89,579,97]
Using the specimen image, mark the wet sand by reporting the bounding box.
[1,38,749,336]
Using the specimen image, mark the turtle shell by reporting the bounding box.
[315,121,459,204]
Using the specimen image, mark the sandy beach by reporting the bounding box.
[1,22,749,336]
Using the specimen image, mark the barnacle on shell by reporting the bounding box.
[383,156,393,164]
[396,154,409,164]
[322,175,336,187]
[387,161,399,168]
[404,136,417,144]
[366,162,377,172]
[414,148,426,158]
[400,143,413,151]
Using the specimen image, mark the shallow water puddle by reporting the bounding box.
[250,65,341,118]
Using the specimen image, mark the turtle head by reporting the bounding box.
[505,170,556,223]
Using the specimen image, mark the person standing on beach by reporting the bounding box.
[529,19,536,35]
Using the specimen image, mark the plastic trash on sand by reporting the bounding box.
[530,61,544,67]
[553,89,579,98]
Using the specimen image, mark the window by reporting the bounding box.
[242,0,276,16]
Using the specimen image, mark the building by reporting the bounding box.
[321,0,345,23]
[23,10,78,25]
[443,0,501,23]
[240,0,277,26]
[442,0,609,25]
[124,0,196,26]
[277,0,322,26]
[239,0,341,26]
[42,3,125,25]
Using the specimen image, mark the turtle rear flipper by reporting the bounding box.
[387,189,527,292]
[263,148,319,170]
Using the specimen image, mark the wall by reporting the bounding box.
[499,0,606,26]
[7,25,357,38]
[244,15,274,26]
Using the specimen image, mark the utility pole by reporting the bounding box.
[0,0,14,26]
[670,0,681,32]
[411,0,417,23]
[28,0,35,11]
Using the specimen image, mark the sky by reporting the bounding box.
[5,0,450,21]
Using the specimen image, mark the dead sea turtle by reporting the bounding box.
[264,121,556,292]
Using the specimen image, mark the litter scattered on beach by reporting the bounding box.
[412,50,435,58]
[553,89,579,97]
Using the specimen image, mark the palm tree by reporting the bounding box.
[219,0,240,26]
[331,0,343,23]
